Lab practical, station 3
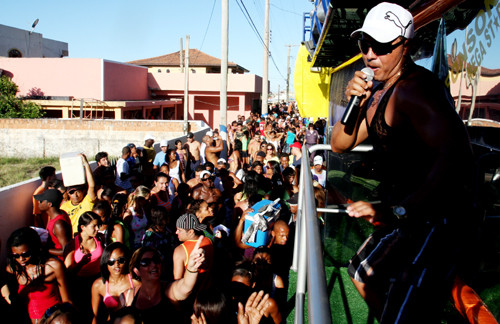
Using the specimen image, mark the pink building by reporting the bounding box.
[128,49,263,128]
[0,49,263,128]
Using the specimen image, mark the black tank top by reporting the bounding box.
[363,63,475,222]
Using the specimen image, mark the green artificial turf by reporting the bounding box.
[286,267,376,324]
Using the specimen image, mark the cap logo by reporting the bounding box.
[385,11,412,38]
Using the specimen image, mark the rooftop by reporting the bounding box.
[127,48,249,73]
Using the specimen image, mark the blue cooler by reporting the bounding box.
[243,199,281,248]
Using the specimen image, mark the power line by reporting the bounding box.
[270,3,303,16]
[235,0,286,81]
[193,0,218,63]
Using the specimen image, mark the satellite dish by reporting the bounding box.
[32,19,39,29]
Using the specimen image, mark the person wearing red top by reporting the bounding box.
[6,227,71,323]
[34,189,72,259]
[173,213,213,285]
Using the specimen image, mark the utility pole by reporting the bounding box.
[183,35,190,134]
[285,44,299,103]
[261,0,270,115]
[220,0,229,143]
[277,84,280,103]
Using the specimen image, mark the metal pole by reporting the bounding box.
[261,0,269,115]
[80,99,83,119]
[294,150,308,324]
[220,0,229,142]
[180,38,184,72]
[183,36,190,134]
[303,146,332,323]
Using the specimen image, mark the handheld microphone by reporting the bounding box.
[340,67,374,127]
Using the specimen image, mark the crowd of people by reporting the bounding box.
[2,102,330,324]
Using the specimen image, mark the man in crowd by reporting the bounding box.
[202,134,223,166]
[34,189,72,258]
[330,3,478,322]
[153,139,169,171]
[92,152,110,190]
[115,146,133,192]
[141,134,156,187]
[173,213,213,282]
[32,166,57,228]
[60,154,97,236]
[185,132,201,178]
[192,170,222,205]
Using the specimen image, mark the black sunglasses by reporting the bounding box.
[68,189,79,195]
[201,176,215,181]
[358,38,405,56]
[11,251,32,259]
[107,257,127,266]
[139,256,161,267]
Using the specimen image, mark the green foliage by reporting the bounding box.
[0,76,45,118]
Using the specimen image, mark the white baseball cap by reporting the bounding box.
[313,155,323,166]
[351,2,414,43]
[160,140,168,147]
[206,130,214,137]
[144,134,155,141]
[200,170,211,179]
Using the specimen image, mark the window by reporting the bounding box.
[191,69,196,73]
[157,69,162,73]
[8,49,22,57]
[166,69,170,73]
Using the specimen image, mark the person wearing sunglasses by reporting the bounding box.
[91,242,140,324]
[192,170,222,205]
[264,143,279,165]
[128,238,205,324]
[6,227,71,323]
[330,3,479,323]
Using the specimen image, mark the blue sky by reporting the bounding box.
[1,0,314,95]
[2,1,498,96]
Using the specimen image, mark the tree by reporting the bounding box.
[0,76,45,118]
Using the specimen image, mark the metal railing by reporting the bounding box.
[70,98,110,119]
[292,143,373,324]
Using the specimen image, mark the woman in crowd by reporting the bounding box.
[64,212,104,321]
[251,248,285,305]
[6,227,71,323]
[128,237,206,324]
[264,130,283,155]
[264,143,280,164]
[167,148,186,184]
[123,186,150,250]
[265,161,285,202]
[150,172,172,212]
[228,139,243,174]
[282,167,299,201]
[174,140,187,170]
[91,242,141,324]
[64,211,103,277]
[106,193,130,248]
[92,200,112,243]
[141,206,176,280]
[189,199,215,240]
[159,164,179,194]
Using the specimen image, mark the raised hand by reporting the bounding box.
[187,235,205,272]
[237,290,270,324]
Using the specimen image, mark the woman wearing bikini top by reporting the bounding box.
[6,227,71,324]
[91,242,140,324]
